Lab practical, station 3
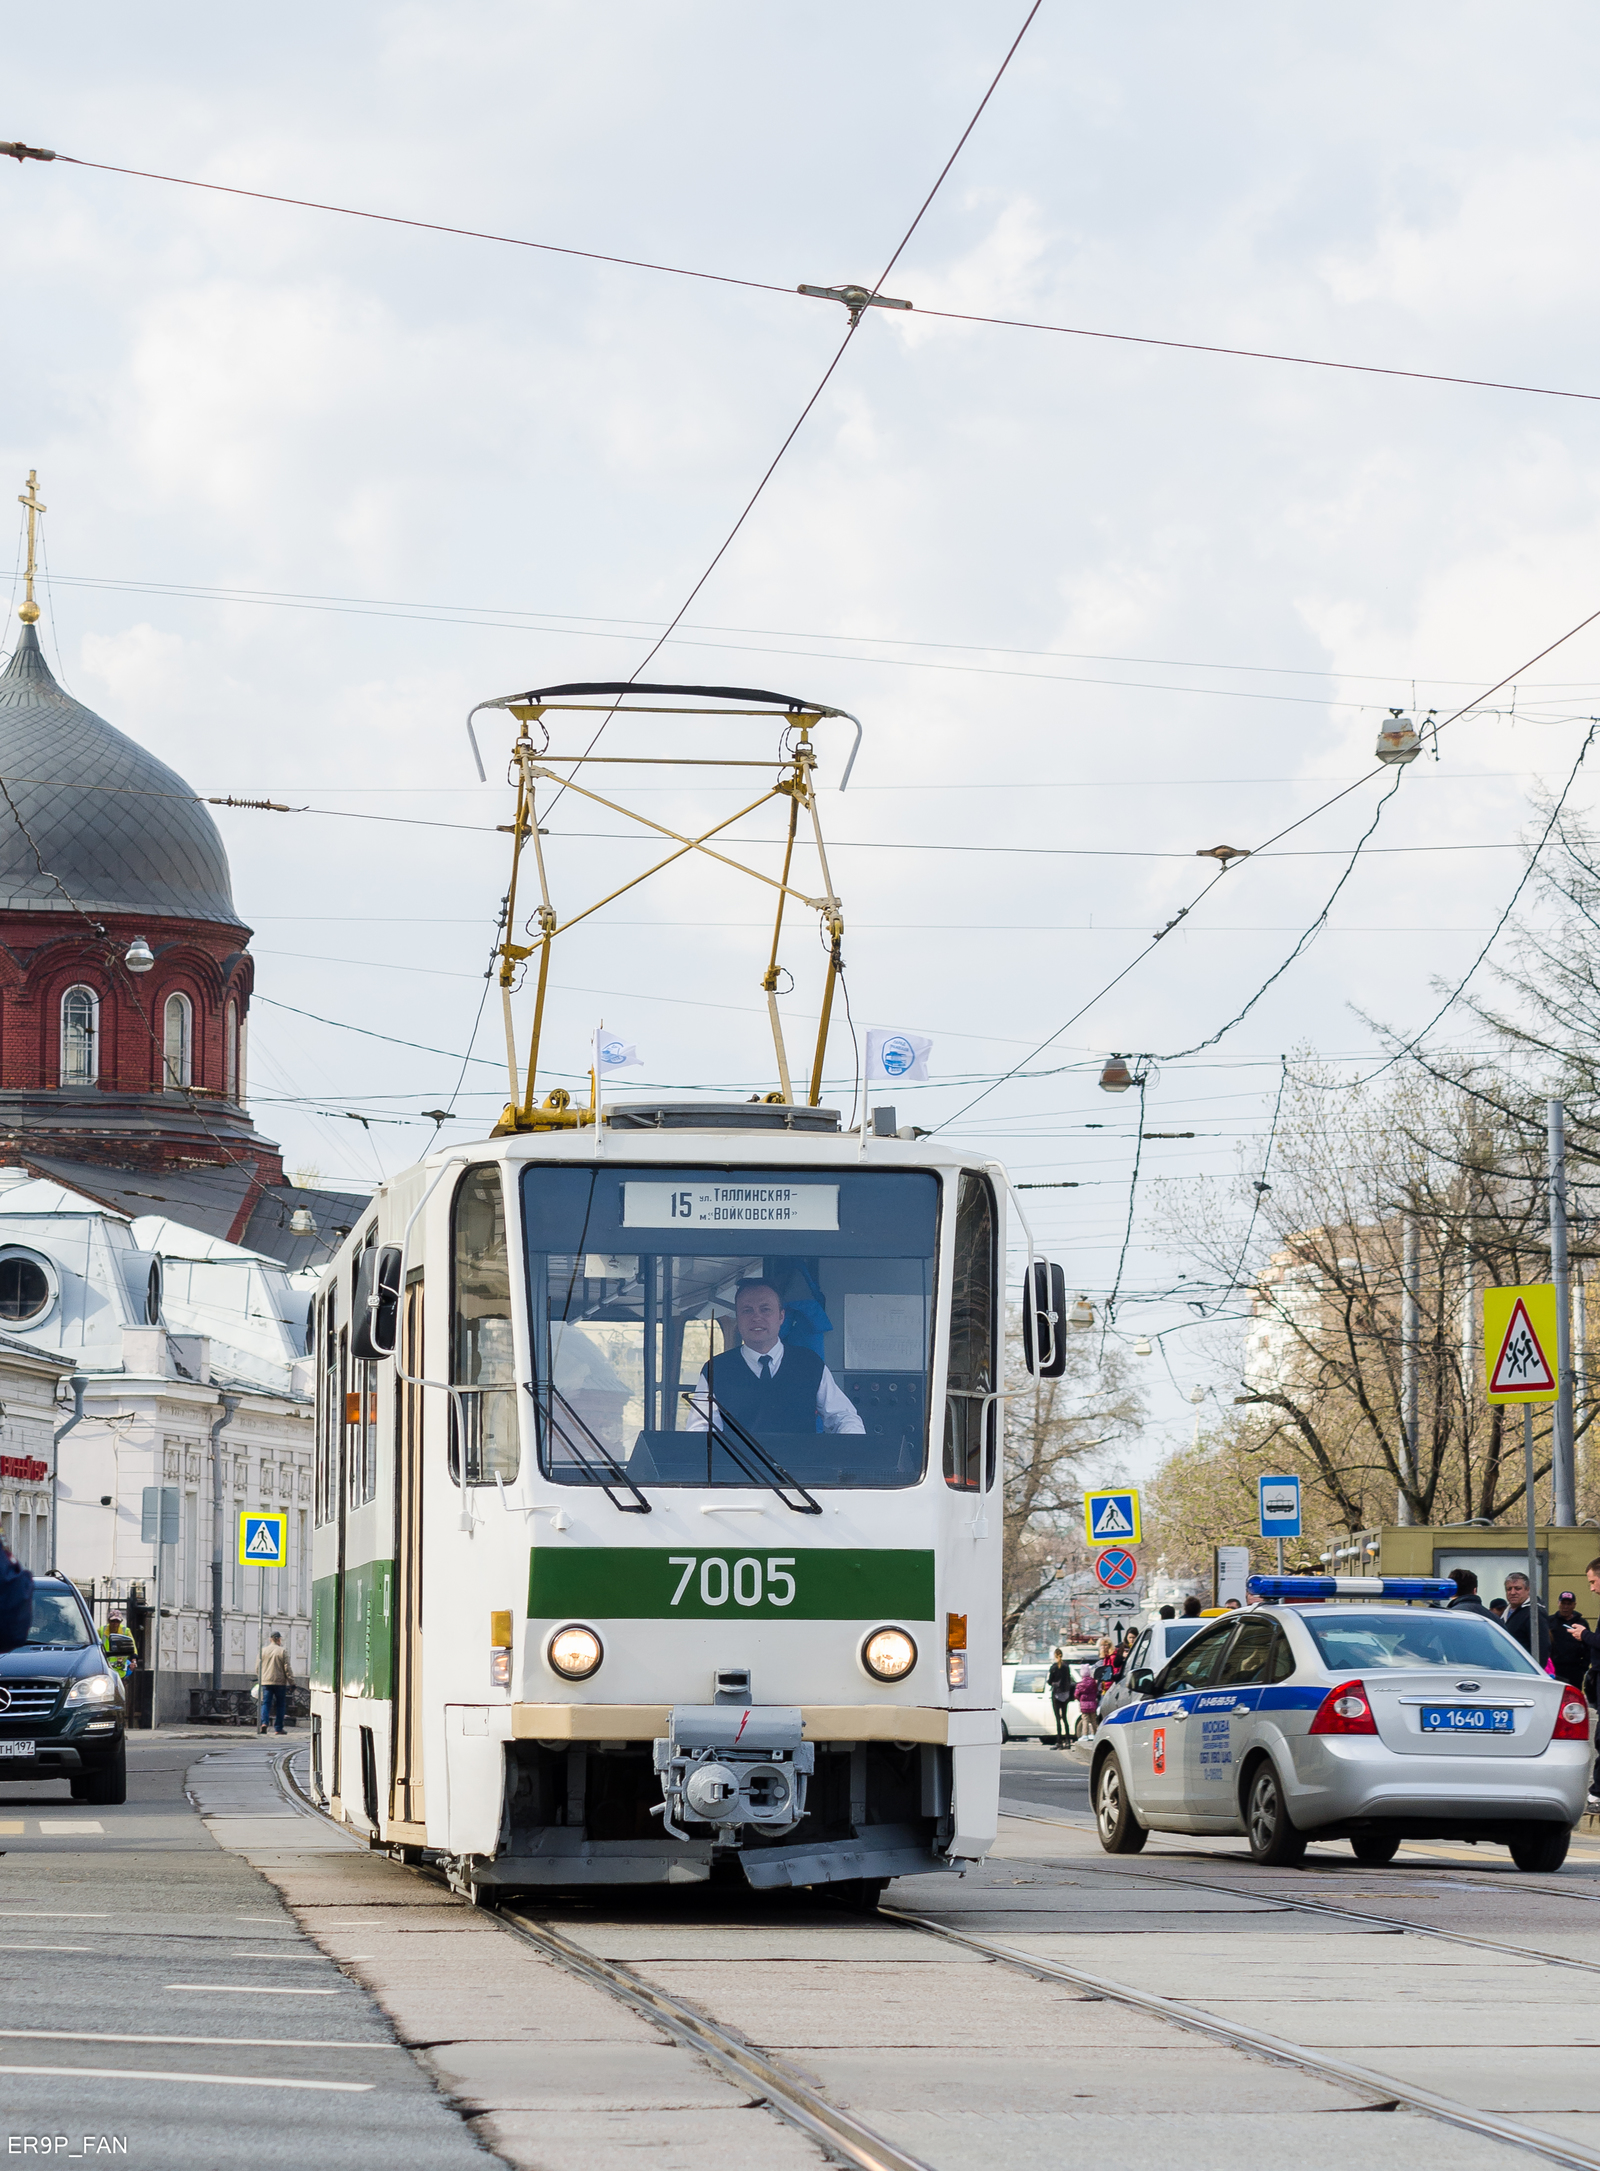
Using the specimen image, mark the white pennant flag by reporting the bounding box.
[594,1025,643,1075]
[866,1028,932,1083]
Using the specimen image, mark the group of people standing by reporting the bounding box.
[1043,1598,1206,1746]
[1449,1559,1600,1810]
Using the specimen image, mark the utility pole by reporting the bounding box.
[49,1374,87,1573]
[208,1394,241,1693]
[1399,1213,1419,1525]
[1549,1098,1576,1524]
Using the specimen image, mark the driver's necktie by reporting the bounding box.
[758,1356,772,1382]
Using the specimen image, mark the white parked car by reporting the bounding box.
[1001,1662,1056,1741]
[1002,1647,1099,1741]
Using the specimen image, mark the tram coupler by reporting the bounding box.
[652,1704,814,1843]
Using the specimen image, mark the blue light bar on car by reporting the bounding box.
[1246,1575,1458,1603]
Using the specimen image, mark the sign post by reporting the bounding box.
[1214,1544,1251,1607]
[140,1485,179,1731]
[239,1513,287,1717]
[1484,1284,1560,1607]
[1258,1475,1302,1577]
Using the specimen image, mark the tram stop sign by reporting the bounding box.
[1094,1547,1139,1591]
[1483,1283,1560,1404]
[238,1512,287,1567]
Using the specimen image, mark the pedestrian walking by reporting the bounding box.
[1045,1647,1074,1748]
[1181,1595,1203,1619]
[1446,1568,1491,1616]
[1558,1559,1600,1810]
[258,1631,293,1735]
[1501,1572,1555,1668]
[1074,1662,1100,1739]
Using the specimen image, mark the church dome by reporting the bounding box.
[0,624,242,926]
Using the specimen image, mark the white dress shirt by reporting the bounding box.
[683,1339,865,1435]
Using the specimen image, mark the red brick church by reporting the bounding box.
[0,482,360,1263]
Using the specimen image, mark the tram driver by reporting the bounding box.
[684,1279,864,1438]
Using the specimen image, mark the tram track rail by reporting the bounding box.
[269,1746,935,2171]
[269,1747,1600,2171]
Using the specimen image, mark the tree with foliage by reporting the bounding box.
[1001,1316,1142,1642]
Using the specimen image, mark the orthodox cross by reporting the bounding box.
[16,470,44,625]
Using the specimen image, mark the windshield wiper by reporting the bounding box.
[703,1410,823,1514]
[530,1383,651,1513]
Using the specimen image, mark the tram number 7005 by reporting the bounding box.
[669,1555,796,1609]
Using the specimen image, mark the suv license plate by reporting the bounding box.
[0,1740,36,1758]
[1421,1706,1513,1732]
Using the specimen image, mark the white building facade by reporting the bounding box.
[0,1170,319,1720]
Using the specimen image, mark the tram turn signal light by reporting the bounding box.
[1308,1679,1377,1736]
[862,1628,917,1683]
[547,1624,603,1681]
[946,1613,967,1690]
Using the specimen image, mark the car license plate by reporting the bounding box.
[1420,1706,1513,1732]
[0,1739,36,1758]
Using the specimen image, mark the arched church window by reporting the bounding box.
[60,985,98,1087]
[224,1000,239,1103]
[162,992,193,1090]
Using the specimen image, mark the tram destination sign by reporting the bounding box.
[623,1181,838,1231]
[529,1545,933,1621]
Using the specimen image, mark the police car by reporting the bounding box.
[1090,1578,1590,1872]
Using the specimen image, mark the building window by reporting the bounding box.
[163,993,193,1090]
[60,985,98,1087]
[224,1001,239,1103]
[0,1250,54,1325]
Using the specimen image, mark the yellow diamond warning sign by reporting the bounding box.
[1483,1283,1560,1405]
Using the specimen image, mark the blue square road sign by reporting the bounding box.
[1258,1475,1302,1538]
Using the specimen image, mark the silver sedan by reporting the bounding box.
[1090,1596,1590,1871]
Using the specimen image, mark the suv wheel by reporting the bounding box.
[1094,1754,1148,1854]
[77,1744,126,1807]
[1244,1760,1306,1866]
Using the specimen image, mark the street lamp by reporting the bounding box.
[1375,709,1423,765]
[1132,1336,1153,1356]
[124,936,154,974]
[1069,1295,1095,1329]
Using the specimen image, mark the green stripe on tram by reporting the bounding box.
[311,1563,395,1697]
[528,1546,935,1622]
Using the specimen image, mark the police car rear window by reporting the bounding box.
[1303,1613,1543,1674]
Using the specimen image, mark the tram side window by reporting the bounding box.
[315,1293,339,1526]
[943,1171,996,1493]
[347,1233,379,1508]
[451,1165,519,1485]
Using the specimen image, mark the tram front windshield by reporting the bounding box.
[523,1165,938,1490]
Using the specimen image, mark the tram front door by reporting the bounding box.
[391,1278,426,1828]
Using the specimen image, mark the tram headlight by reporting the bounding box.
[547,1624,603,1681]
[860,1627,918,1684]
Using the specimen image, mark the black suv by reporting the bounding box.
[0,1572,126,1803]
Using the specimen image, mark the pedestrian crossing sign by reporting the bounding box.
[238,1512,287,1567]
[1483,1283,1560,1405]
[1083,1488,1141,1546]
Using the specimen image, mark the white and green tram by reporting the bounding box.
[307,682,1065,1902]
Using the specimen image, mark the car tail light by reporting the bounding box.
[1554,1695,1591,1741]
[1309,1678,1377,1735]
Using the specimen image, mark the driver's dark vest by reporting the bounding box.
[703,1344,823,1432]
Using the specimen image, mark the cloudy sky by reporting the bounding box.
[5,1,1600,1473]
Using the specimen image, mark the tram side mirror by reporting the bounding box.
[352,1243,402,1361]
[1021,1259,1069,1378]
